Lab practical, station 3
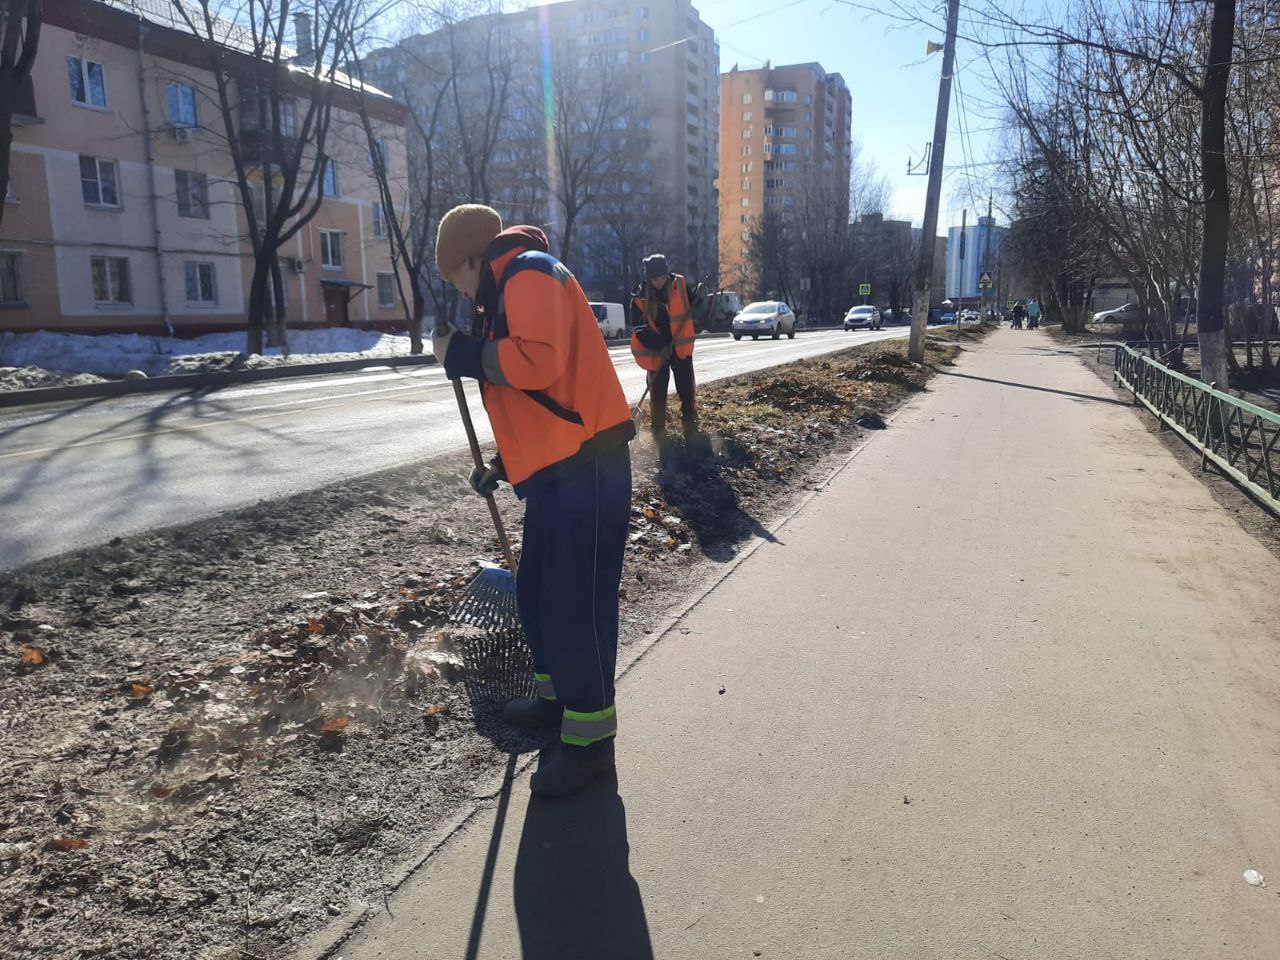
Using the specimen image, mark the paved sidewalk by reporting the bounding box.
[324,329,1280,960]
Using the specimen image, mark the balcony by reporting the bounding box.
[11,76,41,125]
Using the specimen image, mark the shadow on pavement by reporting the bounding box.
[934,368,1132,406]
[511,767,653,960]
[658,436,781,562]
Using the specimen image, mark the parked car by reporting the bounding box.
[590,302,627,339]
[843,305,883,331]
[707,290,744,330]
[940,310,957,324]
[1092,302,1143,325]
[882,308,911,326]
[732,301,797,340]
[960,309,979,322]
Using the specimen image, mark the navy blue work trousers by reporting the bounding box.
[517,445,632,728]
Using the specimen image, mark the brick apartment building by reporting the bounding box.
[718,61,852,295]
[0,0,408,335]
[365,0,720,300]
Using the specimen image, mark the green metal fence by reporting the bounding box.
[1114,344,1280,517]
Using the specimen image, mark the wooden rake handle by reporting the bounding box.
[451,377,519,577]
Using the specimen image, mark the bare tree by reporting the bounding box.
[0,0,41,228]
[172,0,373,354]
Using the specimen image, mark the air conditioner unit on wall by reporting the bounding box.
[169,125,191,143]
[289,258,305,274]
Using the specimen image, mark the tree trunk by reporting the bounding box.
[410,285,426,354]
[1196,0,1236,389]
[268,255,288,352]
[246,262,270,356]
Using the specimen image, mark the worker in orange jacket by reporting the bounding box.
[630,254,700,444]
[432,205,634,798]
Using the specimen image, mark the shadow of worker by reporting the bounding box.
[512,769,654,960]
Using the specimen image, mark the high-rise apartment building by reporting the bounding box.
[366,0,720,299]
[946,215,1006,302]
[718,62,852,294]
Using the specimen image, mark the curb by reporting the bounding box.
[0,353,441,409]
[293,349,934,960]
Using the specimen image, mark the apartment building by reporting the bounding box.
[0,0,409,335]
[945,215,1007,304]
[365,0,720,298]
[718,61,853,293]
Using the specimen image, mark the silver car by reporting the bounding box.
[732,301,797,341]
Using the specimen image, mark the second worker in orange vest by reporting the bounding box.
[629,254,699,445]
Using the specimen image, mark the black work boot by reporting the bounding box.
[502,697,564,729]
[530,739,616,797]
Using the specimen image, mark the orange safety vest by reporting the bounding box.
[630,274,696,372]
[474,232,633,490]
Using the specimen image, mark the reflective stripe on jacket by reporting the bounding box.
[630,274,696,372]
[473,234,634,491]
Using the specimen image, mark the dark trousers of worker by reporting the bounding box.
[648,353,697,438]
[517,444,632,745]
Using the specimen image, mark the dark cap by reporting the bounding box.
[643,254,669,281]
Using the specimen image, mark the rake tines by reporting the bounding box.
[449,566,520,633]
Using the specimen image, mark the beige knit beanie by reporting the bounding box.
[435,204,503,279]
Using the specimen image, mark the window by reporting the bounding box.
[741,197,751,207]
[742,111,752,122]
[68,57,107,108]
[740,162,752,173]
[167,81,197,127]
[376,273,396,308]
[637,5,649,18]
[183,261,217,304]
[278,99,298,137]
[741,145,751,157]
[741,128,752,139]
[637,29,649,42]
[91,256,131,304]
[241,96,298,137]
[741,93,753,105]
[80,156,119,207]
[321,159,339,197]
[372,201,387,239]
[319,229,344,268]
[175,170,209,218]
[368,137,387,171]
[249,180,267,224]
[0,252,22,305]
[637,52,650,64]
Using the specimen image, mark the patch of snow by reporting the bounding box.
[0,366,109,391]
[0,328,416,381]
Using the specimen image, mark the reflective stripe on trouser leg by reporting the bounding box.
[561,704,617,746]
[534,672,557,701]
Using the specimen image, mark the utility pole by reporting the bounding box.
[908,0,961,362]
[980,193,993,320]
[957,207,966,327]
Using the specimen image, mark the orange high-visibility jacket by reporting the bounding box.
[630,274,696,372]
[463,228,633,491]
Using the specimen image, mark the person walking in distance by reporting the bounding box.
[630,254,699,446]
[432,204,635,797]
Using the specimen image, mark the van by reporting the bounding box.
[590,302,627,339]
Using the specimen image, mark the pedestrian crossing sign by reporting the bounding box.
[978,272,993,289]
[859,283,871,296]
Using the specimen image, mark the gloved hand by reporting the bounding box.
[468,458,505,497]
[431,325,455,365]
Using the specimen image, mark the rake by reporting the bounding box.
[443,373,534,703]
[448,376,520,632]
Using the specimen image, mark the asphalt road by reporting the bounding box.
[0,325,914,570]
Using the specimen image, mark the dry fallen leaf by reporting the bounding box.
[49,837,89,852]
[424,703,445,718]
[149,785,174,799]
[128,682,153,700]
[306,617,324,634]
[18,645,46,668]
[319,716,350,733]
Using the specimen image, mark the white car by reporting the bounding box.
[843,305,882,330]
[590,302,627,339]
[732,301,797,340]
[1093,302,1142,325]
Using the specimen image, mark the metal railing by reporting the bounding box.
[1114,344,1280,517]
